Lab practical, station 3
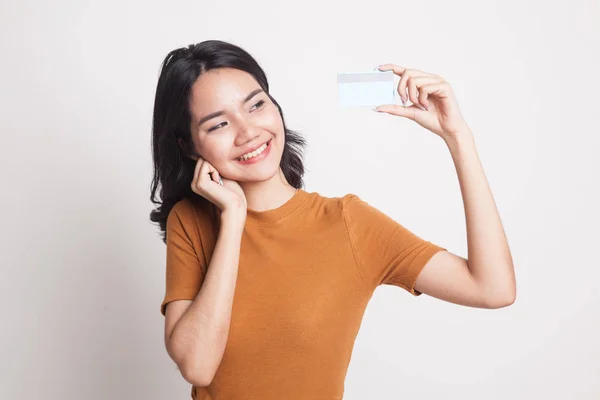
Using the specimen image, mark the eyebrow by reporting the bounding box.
[197,88,264,128]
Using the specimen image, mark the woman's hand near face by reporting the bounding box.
[191,157,247,223]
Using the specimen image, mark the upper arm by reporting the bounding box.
[414,250,498,308]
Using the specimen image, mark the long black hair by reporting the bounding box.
[149,40,306,243]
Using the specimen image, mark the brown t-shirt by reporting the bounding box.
[161,189,445,399]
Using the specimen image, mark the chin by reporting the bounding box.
[231,161,281,183]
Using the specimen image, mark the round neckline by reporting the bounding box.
[245,188,309,225]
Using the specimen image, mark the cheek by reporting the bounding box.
[199,137,230,161]
[262,106,284,131]
[273,114,285,142]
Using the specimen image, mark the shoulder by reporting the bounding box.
[301,190,359,212]
[168,196,214,234]
[168,197,195,225]
[338,192,367,213]
[300,191,368,224]
[170,196,211,218]
[303,190,359,205]
[336,192,397,225]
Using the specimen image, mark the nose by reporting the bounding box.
[234,117,260,145]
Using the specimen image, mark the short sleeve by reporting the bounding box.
[342,194,446,295]
[160,201,207,316]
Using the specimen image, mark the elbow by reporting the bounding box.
[485,289,516,309]
[479,272,517,309]
[170,345,216,387]
[167,334,221,388]
[487,296,515,309]
[180,361,215,388]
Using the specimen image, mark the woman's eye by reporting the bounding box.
[208,122,226,132]
[208,101,264,132]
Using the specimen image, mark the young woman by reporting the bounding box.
[149,40,516,400]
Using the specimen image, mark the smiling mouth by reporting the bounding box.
[236,138,272,162]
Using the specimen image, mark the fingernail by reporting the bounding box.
[372,107,381,112]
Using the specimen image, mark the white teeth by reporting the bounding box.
[238,141,268,161]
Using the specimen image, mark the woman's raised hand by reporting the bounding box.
[191,157,247,219]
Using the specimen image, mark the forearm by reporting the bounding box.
[169,213,244,384]
[445,132,516,304]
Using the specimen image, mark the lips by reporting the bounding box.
[235,138,272,164]
[236,138,272,160]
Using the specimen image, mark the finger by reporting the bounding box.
[378,64,434,78]
[418,80,449,110]
[421,81,450,100]
[408,76,442,111]
[378,66,436,105]
[199,160,217,186]
[374,103,423,120]
[195,159,219,196]
[376,64,407,76]
[210,169,222,185]
[418,87,430,110]
[192,157,205,191]
[399,74,440,108]
[398,71,425,106]
[407,77,423,110]
[376,65,410,104]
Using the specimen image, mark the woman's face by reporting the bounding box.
[187,67,285,183]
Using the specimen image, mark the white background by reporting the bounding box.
[1,0,599,399]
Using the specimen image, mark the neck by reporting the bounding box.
[238,168,298,212]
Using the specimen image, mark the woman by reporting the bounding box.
[149,40,516,399]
